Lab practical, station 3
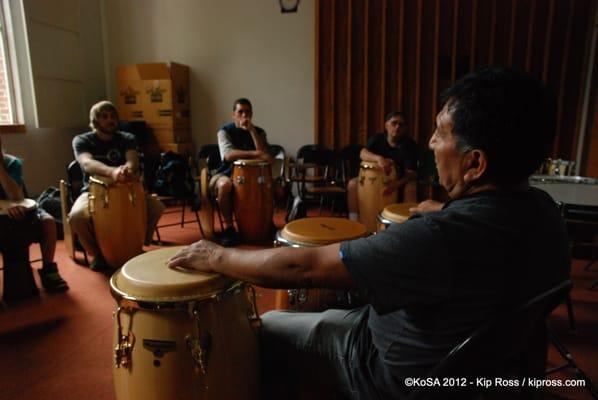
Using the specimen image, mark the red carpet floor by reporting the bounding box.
[0,206,596,399]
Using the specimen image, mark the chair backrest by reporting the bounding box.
[197,144,222,172]
[407,280,573,400]
[66,160,84,204]
[268,144,286,180]
[340,144,364,179]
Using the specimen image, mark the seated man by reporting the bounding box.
[168,68,570,399]
[346,111,417,221]
[69,101,165,271]
[0,136,68,291]
[210,98,273,246]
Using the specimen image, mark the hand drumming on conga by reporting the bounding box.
[409,199,444,213]
[111,165,135,183]
[377,157,394,175]
[167,240,222,273]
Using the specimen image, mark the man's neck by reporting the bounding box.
[95,129,116,141]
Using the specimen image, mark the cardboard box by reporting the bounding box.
[160,141,196,156]
[116,62,190,130]
[152,128,192,144]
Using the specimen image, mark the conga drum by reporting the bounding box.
[110,247,261,400]
[89,176,147,269]
[0,198,39,301]
[357,161,398,232]
[274,217,368,311]
[376,202,418,232]
[232,159,274,243]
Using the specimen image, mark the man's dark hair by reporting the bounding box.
[441,67,556,185]
[385,111,405,122]
[233,98,253,111]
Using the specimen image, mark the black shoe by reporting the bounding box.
[39,263,69,292]
[219,227,238,247]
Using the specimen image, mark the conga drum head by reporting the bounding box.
[380,202,418,224]
[111,247,234,302]
[0,198,37,215]
[279,217,368,246]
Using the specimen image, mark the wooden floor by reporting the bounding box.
[0,206,597,399]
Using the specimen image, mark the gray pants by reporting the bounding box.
[260,307,371,399]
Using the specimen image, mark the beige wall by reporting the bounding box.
[2,0,106,195]
[102,0,315,159]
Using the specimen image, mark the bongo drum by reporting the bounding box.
[376,202,418,232]
[232,159,274,243]
[0,198,39,301]
[357,161,398,232]
[274,217,368,311]
[110,247,260,400]
[89,176,147,269]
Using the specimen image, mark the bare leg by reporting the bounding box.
[347,177,359,220]
[216,177,234,228]
[39,214,57,265]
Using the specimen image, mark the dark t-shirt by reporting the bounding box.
[366,133,417,177]
[340,188,570,398]
[216,122,268,176]
[72,131,137,190]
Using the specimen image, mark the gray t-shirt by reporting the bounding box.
[72,131,137,190]
[340,188,570,397]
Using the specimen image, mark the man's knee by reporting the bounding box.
[347,177,358,193]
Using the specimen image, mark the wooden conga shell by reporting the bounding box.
[274,217,368,311]
[357,161,398,232]
[111,248,260,400]
[89,177,146,269]
[232,160,274,243]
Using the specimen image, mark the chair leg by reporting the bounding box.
[155,227,162,243]
[194,209,205,238]
[565,294,576,332]
[546,328,598,398]
[180,201,186,227]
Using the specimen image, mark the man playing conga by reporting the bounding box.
[346,111,418,222]
[168,69,570,399]
[210,98,273,246]
[0,136,68,291]
[69,101,165,272]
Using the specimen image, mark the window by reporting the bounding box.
[0,0,24,132]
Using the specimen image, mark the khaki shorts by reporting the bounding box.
[208,173,231,197]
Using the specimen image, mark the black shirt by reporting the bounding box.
[365,133,417,177]
[340,187,570,398]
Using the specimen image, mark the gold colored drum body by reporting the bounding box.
[274,217,368,311]
[110,247,261,400]
[89,176,146,269]
[376,202,418,232]
[232,159,274,243]
[357,161,398,232]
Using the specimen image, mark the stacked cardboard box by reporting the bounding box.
[116,62,195,156]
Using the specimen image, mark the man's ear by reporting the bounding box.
[463,149,488,183]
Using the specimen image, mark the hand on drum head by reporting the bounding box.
[409,200,444,213]
[256,150,274,164]
[111,165,135,183]
[378,158,394,175]
[167,240,223,273]
[6,205,28,220]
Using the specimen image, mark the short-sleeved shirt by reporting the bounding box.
[216,122,268,176]
[366,133,417,177]
[72,131,137,190]
[0,155,24,200]
[340,187,570,396]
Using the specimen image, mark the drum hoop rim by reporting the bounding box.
[233,159,270,166]
[274,232,319,248]
[109,277,245,309]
